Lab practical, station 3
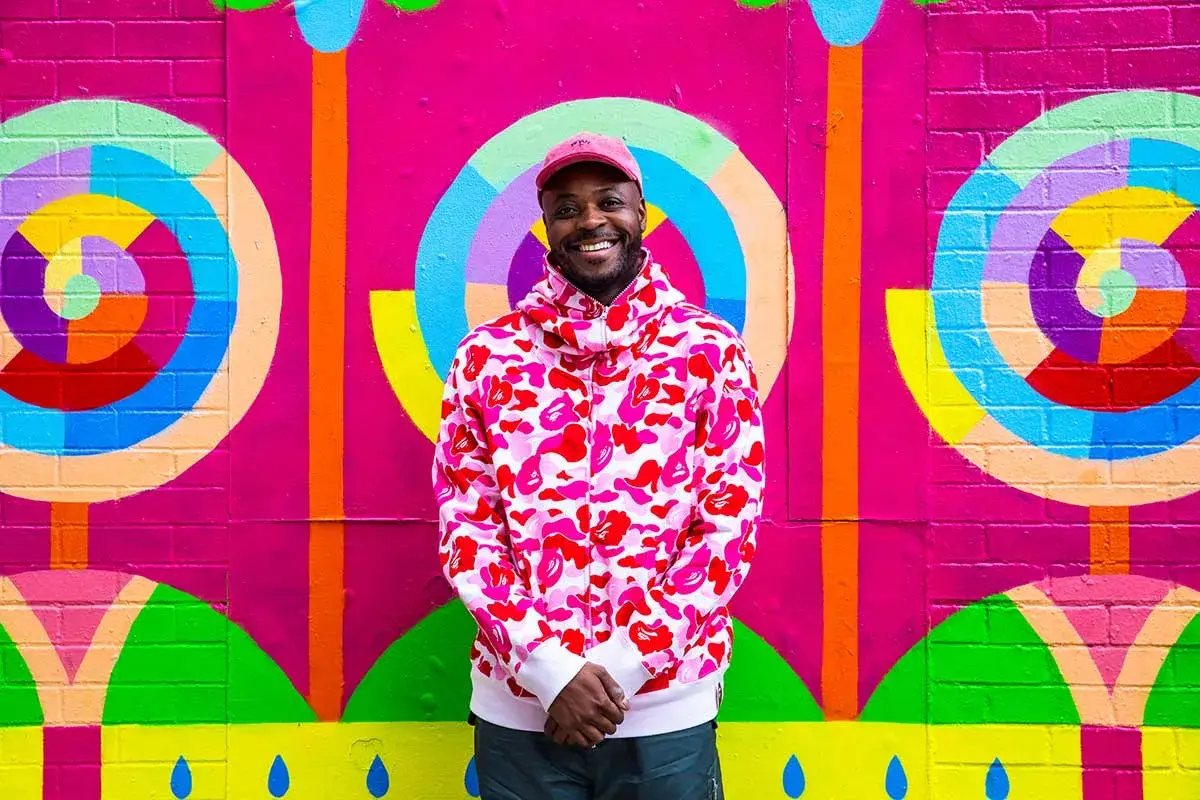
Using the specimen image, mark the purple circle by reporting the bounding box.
[1029,228,1103,363]
[1120,238,1185,291]
[1,232,67,362]
[80,236,144,294]
[507,233,548,309]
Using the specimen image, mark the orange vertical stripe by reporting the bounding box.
[49,502,88,570]
[308,48,348,722]
[1090,506,1130,575]
[820,44,863,722]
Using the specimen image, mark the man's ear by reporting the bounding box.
[639,196,647,232]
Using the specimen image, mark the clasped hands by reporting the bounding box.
[544,663,630,748]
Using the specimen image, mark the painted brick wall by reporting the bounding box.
[0,0,1199,797]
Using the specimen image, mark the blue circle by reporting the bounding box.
[0,145,236,456]
[933,138,1200,461]
[415,148,746,382]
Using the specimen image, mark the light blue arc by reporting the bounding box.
[295,0,366,52]
[807,0,884,47]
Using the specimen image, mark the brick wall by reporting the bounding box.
[0,0,1199,797]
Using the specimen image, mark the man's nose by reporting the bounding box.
[579,204,605,229]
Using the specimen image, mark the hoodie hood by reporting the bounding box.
[516,249,686,357]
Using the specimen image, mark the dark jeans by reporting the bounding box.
[471,716,724,800]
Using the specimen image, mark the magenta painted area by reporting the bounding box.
[9,570,132,682]
[228,521,310,697]
[125,220,191,367]
[733,521,823,708]
[343,521,452,701]
[784,3,829,524]
[222,5,311,538]
[1081,726,1143,800]
[649,222,706,310]
[43,725,101,800]
[855,0,933,702]
[859,523,926,708]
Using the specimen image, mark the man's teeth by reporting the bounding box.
[579,241,615,253]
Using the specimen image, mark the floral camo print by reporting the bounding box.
[434,250,765,736]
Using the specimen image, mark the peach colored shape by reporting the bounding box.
[0,574,156,726]
[710,150,792,398]
[982,280,1054,377]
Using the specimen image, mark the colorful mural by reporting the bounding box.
[1,0,1199,797]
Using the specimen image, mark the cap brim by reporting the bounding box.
[535,153,640,191]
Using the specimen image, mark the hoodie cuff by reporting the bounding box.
[518,640,590,711]
[587,633,653,702]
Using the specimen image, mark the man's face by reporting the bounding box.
[540,162,647,304]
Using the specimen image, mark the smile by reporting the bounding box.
[575,240,617,253]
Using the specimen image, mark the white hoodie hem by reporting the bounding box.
[470,667,724,738]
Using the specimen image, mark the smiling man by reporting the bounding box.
[433,133,765,799]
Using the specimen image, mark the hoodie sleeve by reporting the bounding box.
[434,346,589,711]
[586,340,765,699]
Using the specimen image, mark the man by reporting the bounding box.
[433,132,764,799]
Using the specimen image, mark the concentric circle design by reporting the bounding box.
[413,97,792,397]
[0,100,281,501]
[928,90,1200,505]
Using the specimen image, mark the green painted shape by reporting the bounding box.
[0,620,43,727]
[1097,269,1136,317]
[345,600,476,722]
[716,620,823,722]
[344,604,820,723]
[0,100,222,179]
[104,584,315,725]
[1144,612,1200,727]
[988,91,1184,188]
[62,274,101,320]
[469,98,735,189]
[212,0,278,9]
[861,593,1080,725]
[381,0,439,9]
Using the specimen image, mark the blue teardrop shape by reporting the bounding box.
[267,755,290,797]
[782,754,805,798]
[464,757,480,797]
[885,755,908,799]
[170,756,192,799]
[985,758,1010,800]
[366,755,390,798]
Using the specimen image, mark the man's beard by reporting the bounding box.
[552,231,644,300]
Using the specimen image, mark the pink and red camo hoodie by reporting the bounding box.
[433,250,765,737]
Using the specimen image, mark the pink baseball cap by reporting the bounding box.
[535,132,643,192]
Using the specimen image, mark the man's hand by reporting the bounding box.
[545,663,630,747]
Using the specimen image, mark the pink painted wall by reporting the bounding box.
[3,0,1200,795]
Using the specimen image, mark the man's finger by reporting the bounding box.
[595,695,624,726]
[597,671,630,711]
[578,724,606,747]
